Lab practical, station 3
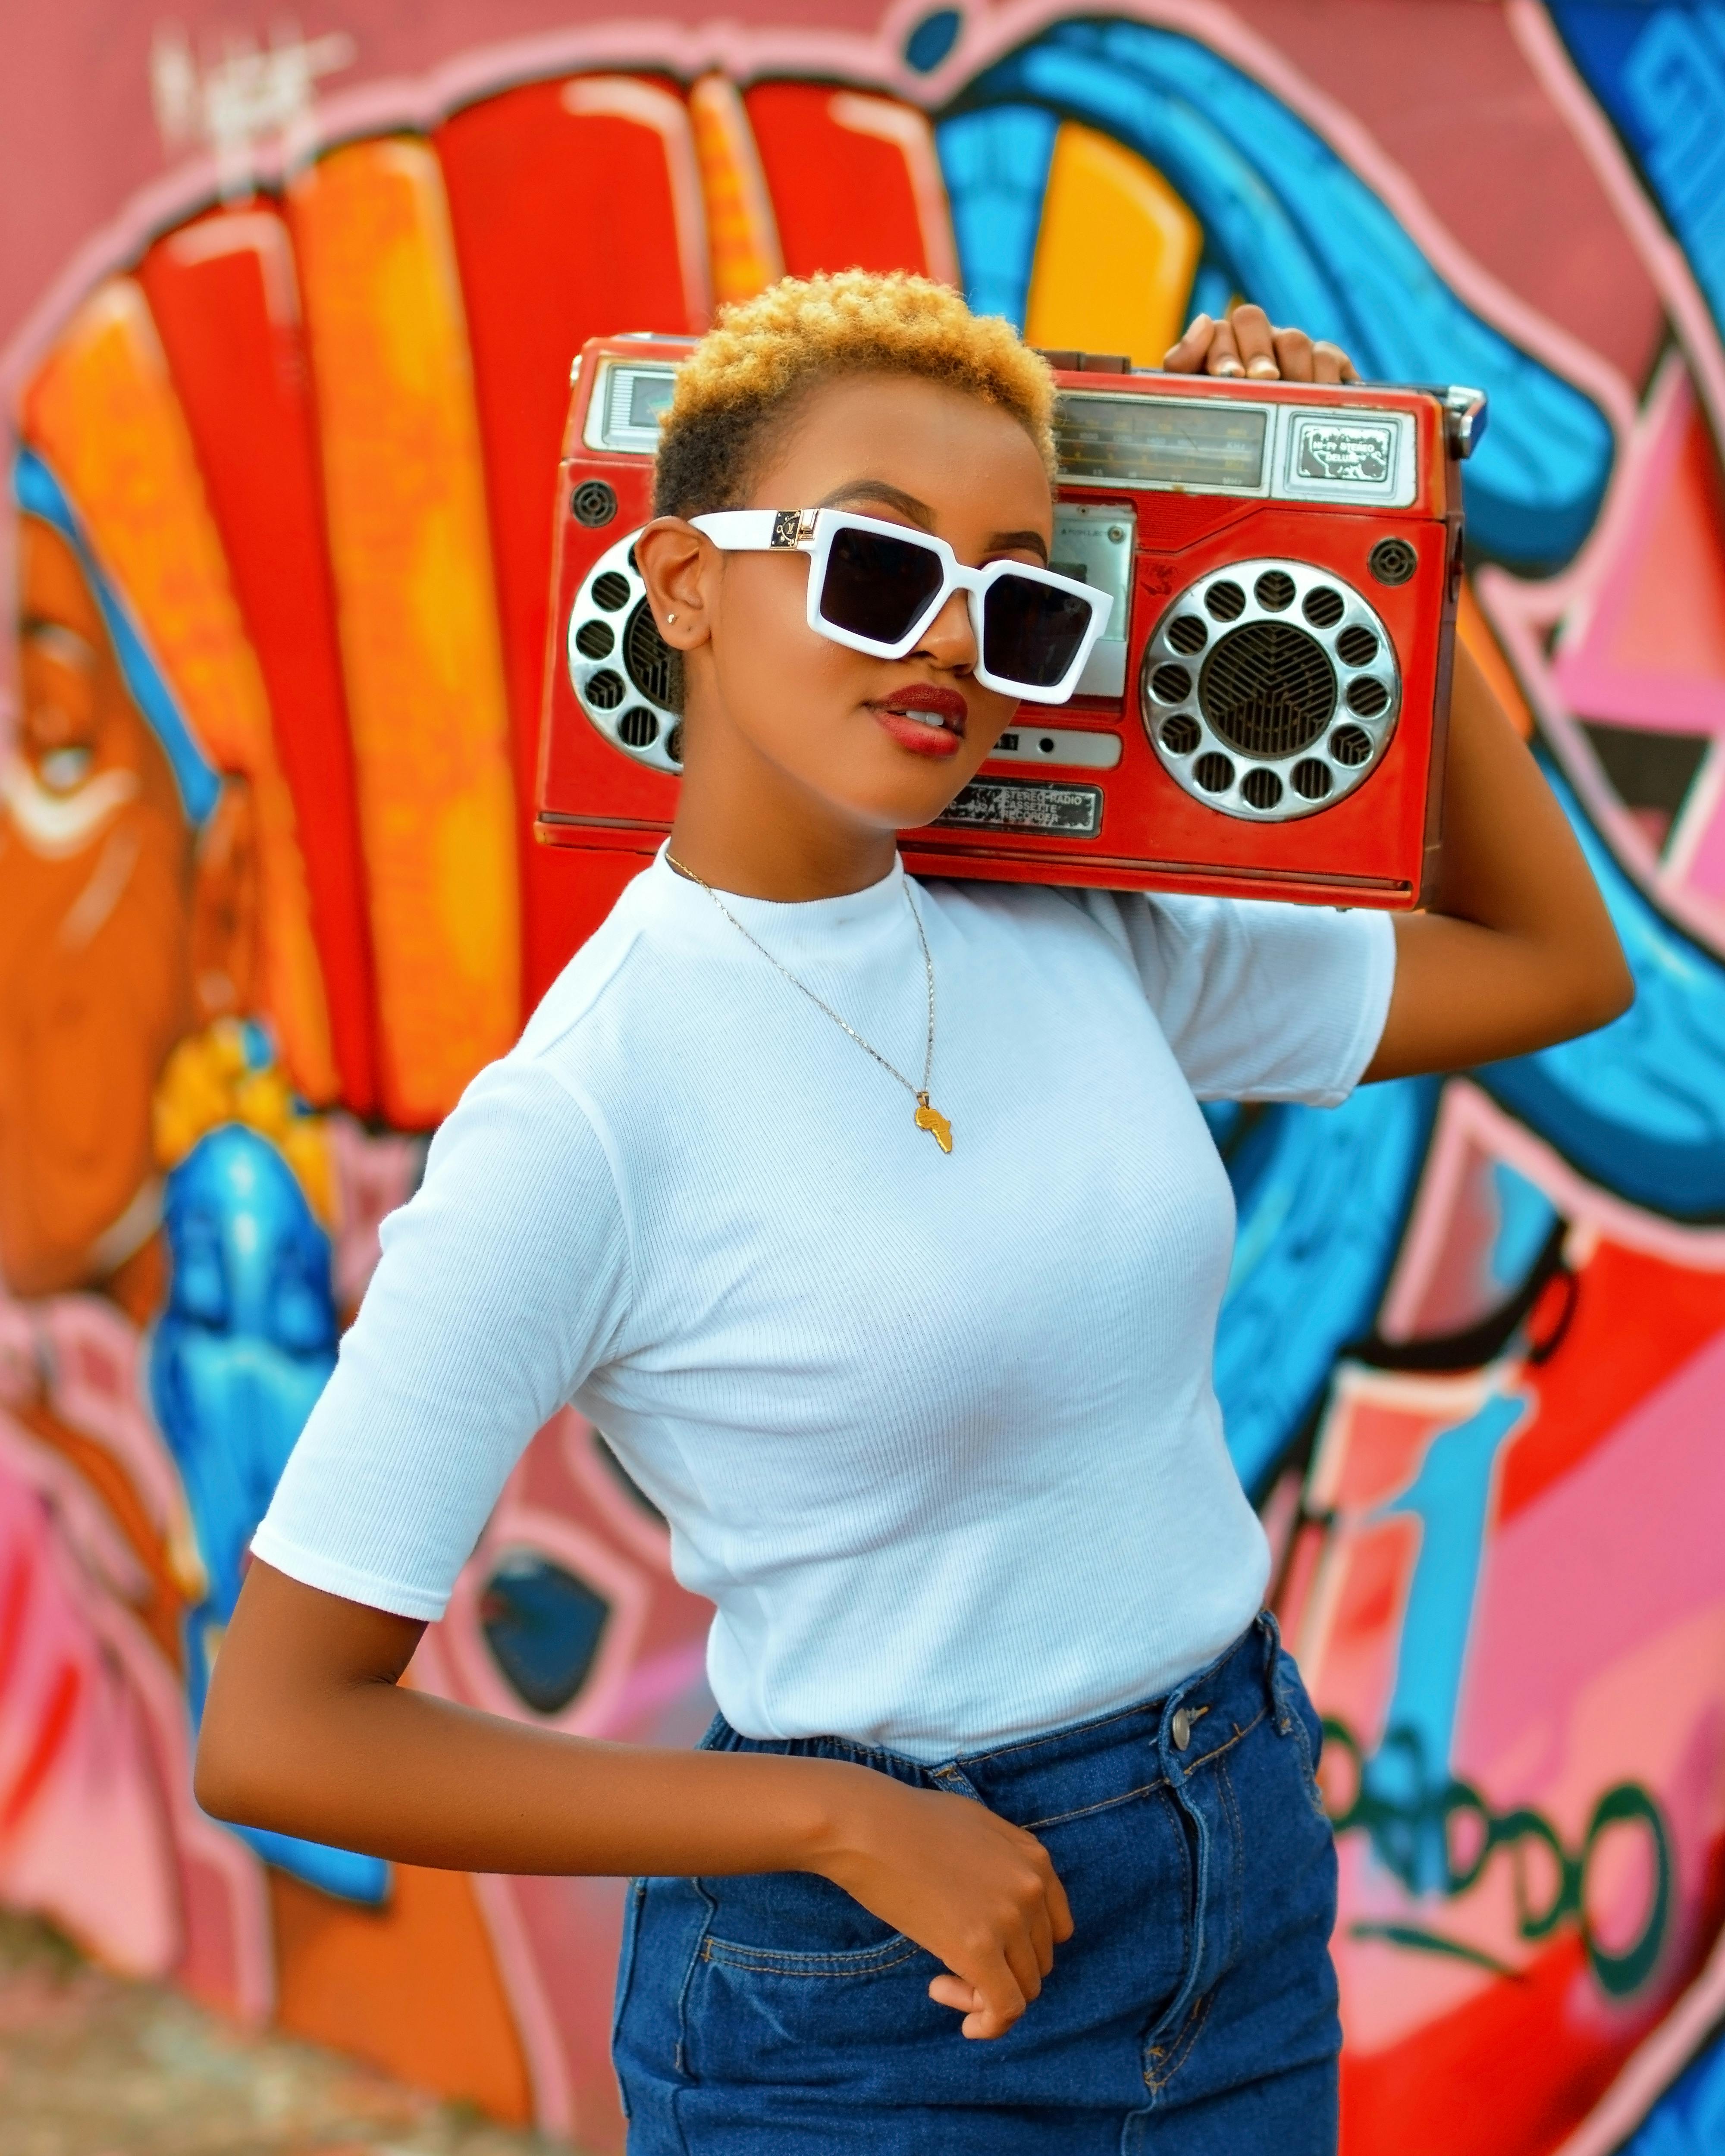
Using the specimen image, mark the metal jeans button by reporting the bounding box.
[1170,1706,1192,1751]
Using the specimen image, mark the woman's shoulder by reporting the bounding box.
[518,891,646,1061]
[914,873,1154,959]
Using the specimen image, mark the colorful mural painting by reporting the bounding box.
[2,3,1724,2149]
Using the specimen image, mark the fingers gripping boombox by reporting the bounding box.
[536,335,1485,908]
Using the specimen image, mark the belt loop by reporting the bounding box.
[928,1762,984,1803]
[1258,1609,1297,1735]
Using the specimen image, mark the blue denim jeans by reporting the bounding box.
[612,1614,1339,2152]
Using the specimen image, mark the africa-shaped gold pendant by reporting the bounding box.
[915,1093,953,1153]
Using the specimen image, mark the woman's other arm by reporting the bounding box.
[199,1562,1070,2041]
[1164,305,1633,1075]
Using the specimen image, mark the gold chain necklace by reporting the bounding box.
[666,852,953,1153]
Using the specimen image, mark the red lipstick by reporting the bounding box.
[868,683,969,759]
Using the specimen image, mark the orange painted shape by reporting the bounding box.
[21,279,337,1104]
[1608,395,1725,684]
[1456,579,1532,739]
[436,79,704,1008]
[138,206,380,1116]
[744,83,957,284]
[689,74,783,306]
[269,1861,533,2124]
[288,139,521,1125]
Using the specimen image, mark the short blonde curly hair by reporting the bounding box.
[652,271,1057,518]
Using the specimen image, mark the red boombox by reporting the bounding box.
[536,335,1484,908]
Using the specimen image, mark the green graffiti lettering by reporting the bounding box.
[1322,1717,1672,1997]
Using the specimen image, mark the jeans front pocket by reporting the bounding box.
[683,1868,946,2092]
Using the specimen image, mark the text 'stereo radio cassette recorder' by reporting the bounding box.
[536,334,1485,908]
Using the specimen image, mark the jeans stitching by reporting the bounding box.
[1276,1661,1331,1821]
[1024,1775,1170,1831]
[675,1881,718,2078]
[1217,1757,1245,1966]
[610,1878,647,2112]
[702,1934,923,1978]
[1178,1701,1268,1777]
[1145,1987,1212,2093]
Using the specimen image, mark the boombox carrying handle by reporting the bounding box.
[1415,385,1488,460]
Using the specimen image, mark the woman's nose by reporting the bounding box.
[911,587,977,673]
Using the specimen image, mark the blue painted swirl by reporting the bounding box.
[937,19,1615,568]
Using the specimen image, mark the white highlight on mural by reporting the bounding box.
[150,19,355,178]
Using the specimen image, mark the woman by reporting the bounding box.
[198,275,1630,2151]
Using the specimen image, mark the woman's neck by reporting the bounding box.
[667,735,900,901]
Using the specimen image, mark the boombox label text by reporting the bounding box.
[933,778,1104,837]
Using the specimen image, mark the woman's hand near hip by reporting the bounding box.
[808,1774,1073,2037]
[198,1560,1070,2039]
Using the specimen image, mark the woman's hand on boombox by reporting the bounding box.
[1163,302,1359,385]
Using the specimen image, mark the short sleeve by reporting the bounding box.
[1082,890,1396,1104]
[252,1055,632,1620]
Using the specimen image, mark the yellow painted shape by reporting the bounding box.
[22,279,337,1104]
[690,73,783,306]
[154,1018,336,1224]
[1025,123,1202,368]
[289,138,521,1127]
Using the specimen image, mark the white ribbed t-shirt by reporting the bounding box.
[255,852,1393,1760]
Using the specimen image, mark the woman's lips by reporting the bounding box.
[868,685,969,760]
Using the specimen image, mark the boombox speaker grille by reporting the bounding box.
[568,531,685,774]
[1142,556,1401,822]
[624,600,681,708]
[1199,623,1335,759]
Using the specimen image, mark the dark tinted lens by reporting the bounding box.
[817,526,946,645]
[982,574,1093,689]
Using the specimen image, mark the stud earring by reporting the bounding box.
[666,612,677,624]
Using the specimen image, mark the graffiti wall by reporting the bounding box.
[2,3,1723,2149]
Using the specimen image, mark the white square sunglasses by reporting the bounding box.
[688,507,1113,705]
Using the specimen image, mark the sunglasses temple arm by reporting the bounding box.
[688,510,799,552]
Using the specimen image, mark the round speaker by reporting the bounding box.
[571,480,619,528]
[1141,557,1400,821]
[1368,536,1418,586]
[567,531,684,774]
[1199,622,1335,758]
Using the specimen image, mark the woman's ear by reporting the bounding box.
[634,517,716,652]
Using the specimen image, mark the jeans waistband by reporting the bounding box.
[701,1611,1289,1821]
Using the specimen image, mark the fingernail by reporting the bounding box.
[1187,313,1209,333]
[1214,358,1244,377]
[1247,356,1279,379]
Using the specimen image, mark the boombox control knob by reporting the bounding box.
[1142,558,1401,823]
[567,530,685,774]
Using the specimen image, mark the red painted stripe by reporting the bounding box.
[139,206,380,1113]
[437,78,705,1007]
[0,1548,34,1701]
[744,84,930,280]
[1,1660,81,1834]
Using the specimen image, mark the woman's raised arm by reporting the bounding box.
[1364,642,1631,1079]
[1165,303,1634,1077]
